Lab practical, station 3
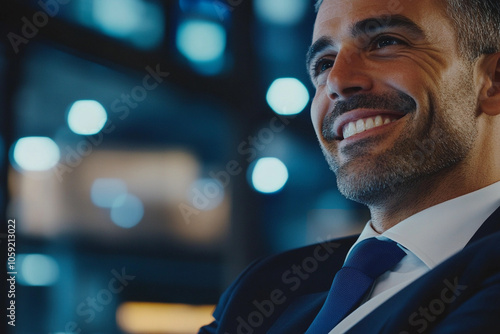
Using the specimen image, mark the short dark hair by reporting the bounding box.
[314,0,500,61]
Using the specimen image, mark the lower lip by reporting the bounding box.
[338,117,404,145]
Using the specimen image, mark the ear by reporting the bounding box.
[479,53,500,116]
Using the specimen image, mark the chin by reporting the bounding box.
[335,169,394,205]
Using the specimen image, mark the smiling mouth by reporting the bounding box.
[324,92,417,142]
[342,115,401,140]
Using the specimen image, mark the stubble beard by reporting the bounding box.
[322,76,478,207]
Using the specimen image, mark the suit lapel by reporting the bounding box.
[466,204,500,246]
[348,229,500,333]
[267,292,327,333]
[347,204,500,333]
[217,235,357,333]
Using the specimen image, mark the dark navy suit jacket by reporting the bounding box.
[199,206,500,333]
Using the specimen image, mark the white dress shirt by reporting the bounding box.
[330,181,500,334]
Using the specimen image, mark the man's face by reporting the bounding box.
[309,0,479,205]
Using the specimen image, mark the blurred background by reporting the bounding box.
[0,1,369,333]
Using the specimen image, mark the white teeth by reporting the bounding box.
[343,122,357,139]
[365,117,375,130]
[356,119,365,132]
[342,116,398,139]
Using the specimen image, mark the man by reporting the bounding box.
[199,0,500,332]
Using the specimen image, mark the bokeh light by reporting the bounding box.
[67,100,108,135]
[266,78,310,115]
[254,0,308,25]
[91,0,165,49]
[18,254,60,286]
[176,19,226,63]
[110,194,144,228]
[91,178,128,208]
[12,137,60,171]
[188,178,225,211]
[250,157,289,194]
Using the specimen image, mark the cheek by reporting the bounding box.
[371,53,446,103]
[311,90,328,135]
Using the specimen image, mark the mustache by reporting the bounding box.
[322,92,417,139]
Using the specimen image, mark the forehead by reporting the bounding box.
[313,0,447,40]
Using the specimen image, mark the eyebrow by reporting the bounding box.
[306,15,426,72]
[352,15,425,39]
[306,36,335,72]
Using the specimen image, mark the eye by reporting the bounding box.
[372,35,406,49]
[313,58,334,77]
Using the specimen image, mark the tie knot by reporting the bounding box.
[343,238,406,279]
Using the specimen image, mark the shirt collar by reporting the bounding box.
[351,181,500,269]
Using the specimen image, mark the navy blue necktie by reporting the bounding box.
[306,238,406,333]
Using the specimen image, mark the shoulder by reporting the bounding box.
[206,235,358,330]
[350,231,500,333]
[230,234,359,292]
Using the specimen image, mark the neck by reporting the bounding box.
[368,121,500,233]
[367,163,499,233]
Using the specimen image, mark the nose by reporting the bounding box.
[326,49,373,100]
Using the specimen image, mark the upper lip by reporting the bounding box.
[332,109,406,140]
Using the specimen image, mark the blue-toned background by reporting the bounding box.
[0,1,368,333]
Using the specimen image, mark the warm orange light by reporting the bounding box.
[116,302,215,334]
